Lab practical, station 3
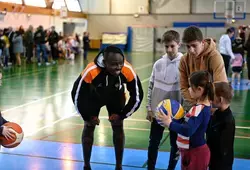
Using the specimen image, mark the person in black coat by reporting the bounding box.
[83,32,90,60]
[48,26,59,64]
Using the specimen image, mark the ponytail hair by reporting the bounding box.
[189,71,214,101]
[206,79,214,101]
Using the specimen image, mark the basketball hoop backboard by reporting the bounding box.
[214,0,246,22]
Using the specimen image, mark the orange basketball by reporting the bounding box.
[0,122,24,148]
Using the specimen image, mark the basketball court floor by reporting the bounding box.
[0,52,250,170]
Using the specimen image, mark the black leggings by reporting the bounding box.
[221,54,231,75]
[147,119,179,170]
[82,120,124,169]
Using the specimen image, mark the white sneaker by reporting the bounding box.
[52,60,56,64]
[45,62,51,66]
[38,63,41,66]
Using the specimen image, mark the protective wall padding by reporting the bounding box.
[132,27,154,52]
[101,32,127,50]
[102,33,127,44]
[132,26,225,53]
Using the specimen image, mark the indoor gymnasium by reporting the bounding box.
[0,0,250,170]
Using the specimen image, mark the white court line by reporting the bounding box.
[26,93,250,137]
[21,71,152,137]
[65,122,250,139]
[99,116,250,130]
[134,63,153,71]
[2,90,71,114]
[141,77,151,83]
[1,63,152,114]
[236,126,250,130]
[235,136,250,139]
[25,112,77,137]
[99,116,148,122]
[27,110,250,137]
[67,122,169,132]
[66,122,250,139]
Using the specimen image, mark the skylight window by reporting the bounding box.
[65,0,81,12]
[0,0,22,4]
[52,0,66,10]
[24,0,46,7]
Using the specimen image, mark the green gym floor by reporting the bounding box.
[0,51,249,170]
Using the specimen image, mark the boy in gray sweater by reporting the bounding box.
[147,30,183,170]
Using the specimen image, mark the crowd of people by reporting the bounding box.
[0,25,91,79]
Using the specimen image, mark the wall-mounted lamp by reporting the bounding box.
[133,13,140,18]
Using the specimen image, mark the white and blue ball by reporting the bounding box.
[155,99,185,127]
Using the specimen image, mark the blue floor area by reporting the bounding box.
[0,139,249,170]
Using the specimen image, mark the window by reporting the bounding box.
[65,0,81,12]
[0,0,22,4]
[52,0,66,10]
[24,0,46,7]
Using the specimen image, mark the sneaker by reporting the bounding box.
[83,166,91,170]
[52,60,56,64]
[115,167,122,170]
[38,63,41,66]
[45,62,51,66]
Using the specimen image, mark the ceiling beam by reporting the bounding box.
[0,2,87,18]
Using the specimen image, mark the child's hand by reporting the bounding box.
[156,109,172,127]
[1,126,15,141]
[146,110,154,122]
